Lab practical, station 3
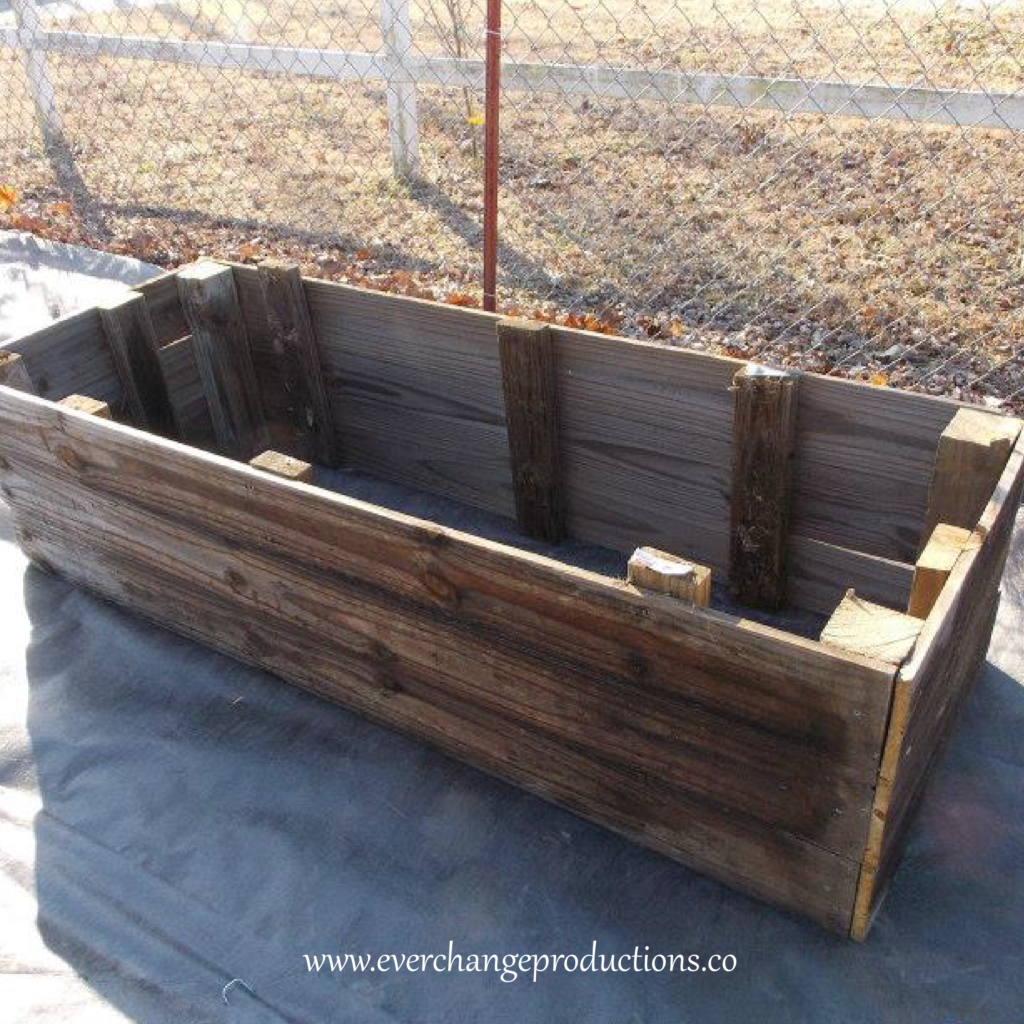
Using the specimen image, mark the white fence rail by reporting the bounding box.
[3,7,1022,177]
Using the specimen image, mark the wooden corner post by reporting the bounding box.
[0,351,37,394]
[729,365,799,611]
[177,262,267,461]
[257,260,338,467]
[920,408,1022,548]
[98,291,180,438]
[497,318,565,544]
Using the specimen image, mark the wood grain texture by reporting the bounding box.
[98,291,180,437]
[820,590,923,666]
[627,547,711,605]
[729,367,798,610]
[176,262,266,460]
[0,386,902,933]
[907,523,973,619]
[256,261,338,466]
[156,336,216,449]
[497,318,564,543]
[921,409,1022,546]
[850,432,1024,939]
[134,268,190,345]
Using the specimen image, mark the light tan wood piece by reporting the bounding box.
[908,523,972,619]
[249,449,314,483]
[0,351,36,393]
[628,546,711,605]
[921,408,1022,545]
[821,590,923,666]
[59,394,110,418]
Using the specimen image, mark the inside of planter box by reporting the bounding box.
[4,258,1020,652]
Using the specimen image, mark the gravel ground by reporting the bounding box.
[1,0,1022,407]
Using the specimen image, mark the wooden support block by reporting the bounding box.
[729,365,798,611]
[821,589,924,666]
[249,449,314,483]
[257,260,338,467]
[59,394,110,419]
[628,547,711,605]
[907,523,973,619]
[497,318,564,544]
[0,351,36,393]
[98,291,180,437]
[177,262,266,460]
[921,409,1022,545]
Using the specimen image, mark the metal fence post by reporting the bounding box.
[380,0,420,178]
[10,0,64,148]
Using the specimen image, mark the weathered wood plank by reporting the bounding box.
[256,260,338,466]
[176,262,266,460]
[921,409,1022,546]
[156,336,216,449]
[907,523,973,619]
[0,386,900,935]
[850,431,1024,939]
[134,268,190,345]
[729,366,798,610]
[98,291,180,437]
[497,318,564,543]
[250,449,314,483]
[628,547,711,605]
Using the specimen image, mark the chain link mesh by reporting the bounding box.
[1,0,1022,407]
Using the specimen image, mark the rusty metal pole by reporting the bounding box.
[482,0,501,312]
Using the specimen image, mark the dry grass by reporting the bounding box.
[1,0,1023,406]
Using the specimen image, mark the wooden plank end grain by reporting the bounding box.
[628,546,712,605]
[907,523,974,619]
[97,290,180,437]
[257,259,338,467]
[59,394,111,419]
[729,365,798,611]
[821,589,923,667]
[497,317,564,543]
[921,409,1022,546]
[176,261,267,460]
[249,449,314,483]
[0,351,37,393]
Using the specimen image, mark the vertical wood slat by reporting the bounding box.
[257,260,338,467]
[920,408,1022,548]
[729,365,799,611]
[176,262,266,461]
[497,318,564,544]
[98,291,180,437]
[907,523,973,619]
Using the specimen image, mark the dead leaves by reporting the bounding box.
[0,185,17,211]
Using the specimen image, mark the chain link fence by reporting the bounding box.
[1,0,1022,406]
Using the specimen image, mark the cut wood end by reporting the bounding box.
[821,589,923,666]
[497,317,550,337]
[733,364,797,386]
[917,523,972,573]
[249,449,314,483]
[59,394,111,419]
[628,546,711,605]
[943,408,1022,450]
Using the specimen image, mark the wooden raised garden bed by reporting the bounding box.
[0,259,1020,939]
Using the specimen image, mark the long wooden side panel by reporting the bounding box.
[851,433,1024,938]
[0,387,900,933]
